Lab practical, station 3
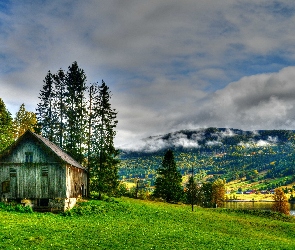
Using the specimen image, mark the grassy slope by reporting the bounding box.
[1,198,295,249]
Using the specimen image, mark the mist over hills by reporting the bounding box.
[120,127,295,154]
[118,128,295,190]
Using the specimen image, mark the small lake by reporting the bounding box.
[222,201,295,216]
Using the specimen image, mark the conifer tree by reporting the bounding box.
[36,70,57,142]
[185,175,199,209]
[89,81,119,198]
[200,182,213,208]
[154,149,183,202]
[0,98,14,152]
[53,69,66,148]
[64,61,87,164]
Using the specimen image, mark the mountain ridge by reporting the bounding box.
[120,127,295,154]
[118,128,295,189]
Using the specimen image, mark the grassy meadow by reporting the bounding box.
[1,198,295,249]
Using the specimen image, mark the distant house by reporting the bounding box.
[0,130,87,211]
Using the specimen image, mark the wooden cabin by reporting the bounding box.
[0,130,87,211]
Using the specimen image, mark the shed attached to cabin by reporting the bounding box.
[0,130,87,211]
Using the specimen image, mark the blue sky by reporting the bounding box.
[2,1,295,147]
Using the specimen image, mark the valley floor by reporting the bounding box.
[1,197,295,249]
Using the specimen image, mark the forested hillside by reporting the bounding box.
[119,128,295,191]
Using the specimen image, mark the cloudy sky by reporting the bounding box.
[2,1,295,147]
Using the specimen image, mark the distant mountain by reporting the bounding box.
[120,127,295,154]
[118,128,295,190]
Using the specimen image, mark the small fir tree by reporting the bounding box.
[154,149,183,202]
[200,182,213,208]
[185,175,198,205]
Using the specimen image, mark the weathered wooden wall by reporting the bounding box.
[0,163,66,199]
[0,135,87,200]
[66,165,87,198]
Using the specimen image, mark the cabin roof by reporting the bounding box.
[0,130,86,170]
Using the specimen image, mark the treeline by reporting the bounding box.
[119,142,295,189]
[0,61,120,198]
[122,149,225,208]
[36,61,119,197]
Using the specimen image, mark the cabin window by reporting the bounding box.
[10,168,17,177]
[25,152,33,163]
[41,167,48,176]
[2,181,10,193]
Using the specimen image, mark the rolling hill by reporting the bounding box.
[118,128,295,191]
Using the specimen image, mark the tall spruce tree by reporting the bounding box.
[89,81,119,198]
[154,149,183,202]
[0,98,14,152]
[36,71,57,142]
[53,69,66,148]
[64,61,87,164]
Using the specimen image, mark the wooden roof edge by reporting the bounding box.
[0,130,87,171]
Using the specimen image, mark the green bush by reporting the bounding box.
[0,202,33,213]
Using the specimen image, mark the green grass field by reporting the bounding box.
[1,198,295,249]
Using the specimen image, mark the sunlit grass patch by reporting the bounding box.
[1,198,295,249]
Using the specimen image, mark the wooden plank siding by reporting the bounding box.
[66,164,87,198]
[0,130,87,203]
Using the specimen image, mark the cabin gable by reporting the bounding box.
[1,134,63,164]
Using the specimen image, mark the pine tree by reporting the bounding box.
[53,69,66,148]
[36,71,57,142]
[185,175,199,209]
[154,149,183,202]
[64,61,87,164]
[14,103,37,139]
[0,98,14,152]
[200,182,213,207]
[89,81,119,198]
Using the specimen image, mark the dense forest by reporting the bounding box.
[119,128,295,192]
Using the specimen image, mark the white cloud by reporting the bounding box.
[1,1,295,146]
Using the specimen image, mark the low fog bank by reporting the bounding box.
[119,128,294,153]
